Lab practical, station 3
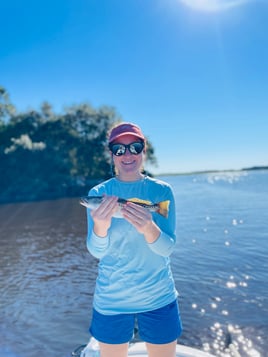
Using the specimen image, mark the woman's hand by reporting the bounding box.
[91,195,118,237]
[121,202,161,243]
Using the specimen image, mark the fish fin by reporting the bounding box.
[157,200,170,218]
[128,198,153,205]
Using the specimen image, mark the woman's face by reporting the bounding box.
[111,134,145,181]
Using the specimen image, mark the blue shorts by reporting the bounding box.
[89,300,182,344]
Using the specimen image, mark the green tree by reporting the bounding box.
[0,86,16,123]
[0,91,158,203]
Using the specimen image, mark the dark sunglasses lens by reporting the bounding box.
[110,142,144,156]
[111,144,126,156]
[129,142,144,154]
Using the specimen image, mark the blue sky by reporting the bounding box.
[1,0,267,174]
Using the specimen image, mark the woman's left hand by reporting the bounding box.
[121,202,161,243]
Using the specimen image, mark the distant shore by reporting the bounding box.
[155,165,268,177]
[1,166,267,205]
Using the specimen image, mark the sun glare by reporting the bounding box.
[178,0,252,13]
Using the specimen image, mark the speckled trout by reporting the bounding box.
[80,196,170,218]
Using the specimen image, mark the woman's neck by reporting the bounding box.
[117,172,144,182]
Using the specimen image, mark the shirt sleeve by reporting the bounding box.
[86,221,110,259]
[147,184,177,257]
[148,231,176,257]
[86,187,110,259]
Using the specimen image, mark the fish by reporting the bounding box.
[79,196,170,218]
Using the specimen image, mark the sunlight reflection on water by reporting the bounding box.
[0,170,267,357]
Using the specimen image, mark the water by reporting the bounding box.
[0,170,267,357]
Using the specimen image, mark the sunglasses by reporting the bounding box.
[109,141,144,156]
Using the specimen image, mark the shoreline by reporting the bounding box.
[155,165,268,177]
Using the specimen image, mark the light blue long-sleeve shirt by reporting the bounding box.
[86,175,178,315]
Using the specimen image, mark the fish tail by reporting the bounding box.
[156,200,170,218]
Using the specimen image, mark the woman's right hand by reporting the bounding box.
[91,195,118,237]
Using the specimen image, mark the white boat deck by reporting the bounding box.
[74,339,218,357]
[128,342,216,357]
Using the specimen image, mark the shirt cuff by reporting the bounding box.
[148,232,175,257]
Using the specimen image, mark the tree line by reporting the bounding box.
[0,86,157,204]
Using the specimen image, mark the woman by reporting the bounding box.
[86,122,182,357]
